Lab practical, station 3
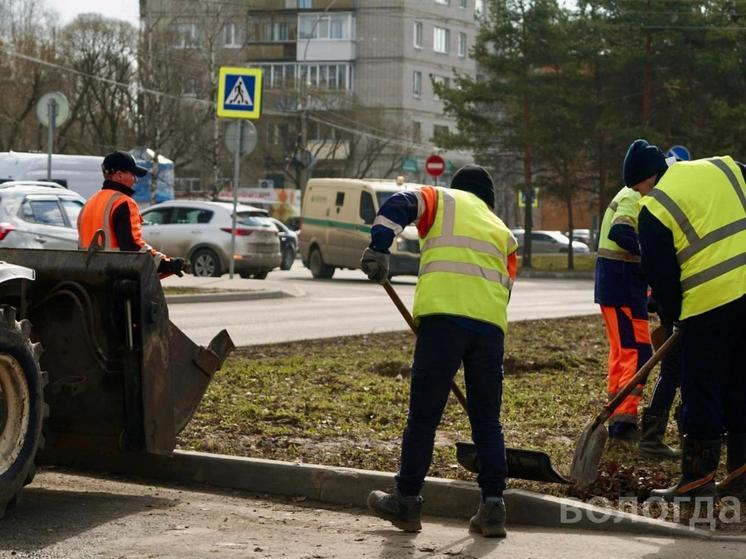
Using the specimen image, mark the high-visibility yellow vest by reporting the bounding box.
[412,188,517,333]
[598,186,642,263]
[639,156,746,319]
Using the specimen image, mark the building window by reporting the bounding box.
[264,22,289,41]
[298,0,312,7]
[435,0,451,5]
[224,23,240,48]
[412,121,421,141]
[476,0,484,15]
[458,32,467,57]
[299,13,352,40]
[173,22,199,48]
[413,71,422,98]
[460,0,468,8]
[432,75,451,99]
[413,21,422,48]
[433,26,449,54]
[433,124,449,140]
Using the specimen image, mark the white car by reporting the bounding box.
[512,229,590,254]
[0,181,86,249]
[141,200,281,278]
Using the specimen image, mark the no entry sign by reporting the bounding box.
[425,154,446,178]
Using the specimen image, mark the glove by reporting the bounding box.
[158,257,189,277]
[360,247,389,284]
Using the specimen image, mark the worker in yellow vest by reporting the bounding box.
[624,139,746,501]
[360,165,517,538]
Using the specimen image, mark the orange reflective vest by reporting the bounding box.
[78,189,146,250]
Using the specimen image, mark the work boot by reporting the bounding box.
[639,407,681,460]
[651,437,720,502]
[469,497,507,538]
[717,432,746,500]
[609,421,639,442]
[367,489,423,532]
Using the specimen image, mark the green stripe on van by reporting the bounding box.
[303,217,372,234]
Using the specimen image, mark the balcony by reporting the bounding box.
[246,43,297,61]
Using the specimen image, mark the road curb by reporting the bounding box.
[40,449,745,540]
[165,290,289,304]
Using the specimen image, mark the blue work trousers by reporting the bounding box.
[648,321,683,416]
[680,295,746,439]
[395,316,507,498]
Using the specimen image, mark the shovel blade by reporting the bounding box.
[570,421,609,486]
[456,442,571,484]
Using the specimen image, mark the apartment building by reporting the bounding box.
[140,0,480,190]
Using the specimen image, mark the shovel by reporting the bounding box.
[382,281,570,484]
[570,327,682,486]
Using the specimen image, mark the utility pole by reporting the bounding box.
[298,0,338,206]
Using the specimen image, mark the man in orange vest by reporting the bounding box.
[78,151,186,277]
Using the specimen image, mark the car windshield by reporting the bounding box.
[236,212,273,227]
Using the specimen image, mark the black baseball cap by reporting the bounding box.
[102,151,148,177]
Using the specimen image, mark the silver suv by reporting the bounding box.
[140,200,281,279]
[0,181,86,249]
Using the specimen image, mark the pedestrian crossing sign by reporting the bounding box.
[217,67,263,119]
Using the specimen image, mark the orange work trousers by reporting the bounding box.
[600,305,652,424]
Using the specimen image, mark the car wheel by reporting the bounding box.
[280,246,295,271]
[0,306,47,519]
[309,247,334,279]
[191,248,222,277]
[253,271,268,280]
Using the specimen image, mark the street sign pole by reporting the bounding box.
[46,100,57,180]
[229,120,243,279]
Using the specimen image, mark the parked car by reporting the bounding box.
[141,200,281,279]
[0,180,86,249]
[269,217,298,270]
[511,229,590,254]
[563,228,595,250]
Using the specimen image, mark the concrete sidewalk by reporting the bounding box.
[40,449,746,542]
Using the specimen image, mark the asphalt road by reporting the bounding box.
[168,262,597,347]
[4,471,744,559]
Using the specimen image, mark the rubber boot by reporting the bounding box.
[651,437,720,502]
[469,497,507,538]
[367,489,423,532]
[717,432,746,500]
[639,407,681,460]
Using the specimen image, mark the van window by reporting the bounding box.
[360,192,376,224]
[335,192,345,206]
[376,191,395,208]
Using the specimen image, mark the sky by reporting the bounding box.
[46,0,140,27]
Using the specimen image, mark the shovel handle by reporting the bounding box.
[592,327,682,430]
[382,281,470,413]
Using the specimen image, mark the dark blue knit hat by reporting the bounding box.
[451,165,495,208]
[623,139,667,187]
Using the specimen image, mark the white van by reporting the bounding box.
[0,152,103,199]
[0,151,175,204]
[299,178,421,279]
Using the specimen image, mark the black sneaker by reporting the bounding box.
[469,498,507,538]
[367,490,423,532]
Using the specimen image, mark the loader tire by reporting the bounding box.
[0,306,45,519]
